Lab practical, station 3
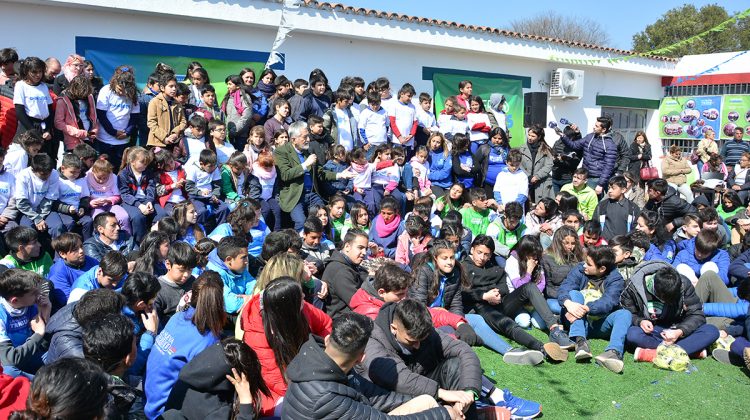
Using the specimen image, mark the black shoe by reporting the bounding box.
[595,349,624,373]
[549,328,575,350]
[574,339,592,362]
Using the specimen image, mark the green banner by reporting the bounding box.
[432,73,524,147]
[658,96,722,139]
[720,95,750,139]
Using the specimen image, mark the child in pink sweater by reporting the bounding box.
[86,156,131,235]
[395,215,431,267]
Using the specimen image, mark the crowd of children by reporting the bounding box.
[0,48,748,420]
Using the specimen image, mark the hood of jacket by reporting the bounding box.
[374,302,402,355]
[45,301,79,337]
[205,249,241,281]
[285,335,348,384]
[625,260,675,317]
[175,342,233,393]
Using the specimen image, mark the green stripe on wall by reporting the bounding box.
[596,95,660,109]
[422,66,531,89]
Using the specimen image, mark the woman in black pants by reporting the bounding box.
[461,234,574,361]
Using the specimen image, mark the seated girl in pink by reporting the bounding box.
[85,156,131,234]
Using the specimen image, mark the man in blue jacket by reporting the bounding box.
[558,246,631,373]
[559,117,617,197]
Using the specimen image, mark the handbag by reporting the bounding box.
[640,161,659,181]
[689,150,700,165]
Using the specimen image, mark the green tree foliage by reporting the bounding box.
[632,4,748,57]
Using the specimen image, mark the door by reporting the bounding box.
[601,107,647,143]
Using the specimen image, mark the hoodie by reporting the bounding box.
[358,302,482,398]
[557,263,625,317]
[283,335,451,420]
[205,249,255,314]
[163,342,257,420]
[144,306,220,420]
[47,255,99,311]
[672,239,730,285]
[321,250,369,319]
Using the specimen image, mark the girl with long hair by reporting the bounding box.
[521,124,555,201]
[133,230,170,276]
[411,239,529,361]
[525,197,560,243]
[145,271,227,419]
[173,200,206,246]
[718,190,745,226]
[253,149,281,231]
[542,226,584,314]
[54,74,98,151]
[628,130,651,182]
[451,133,477,189]
[426,132,452,196]
[209,198,259,246]
[221,75,253,149]
[636,210,677,263]
[96,65,139,168]
[86,155,131,235]
[340,201,370,238]
[466,95,492,153]
[240,276,331,418]
[475,126,510,198]
[433,182,465,218]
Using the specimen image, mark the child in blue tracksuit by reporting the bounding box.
[558,246,631,373]
[144,271,224,419]
[67,251,128,303]
[204,236,255,315]
[119,272,161,383]
[0,269,48,378]
[672,229,730,285]
[46,232,98,311]
[426,133,452,196]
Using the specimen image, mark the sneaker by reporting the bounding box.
[633,347,657,362]
[494,389,542,420]
[574,339,592,362]
[690,349,708,359]
[744,347,750,370]
[711,348,744,366]
[502,348,544,366]
[594,349,624,373]
[549,328,575,350]
[542,342,568,362]
[477,406,512,420]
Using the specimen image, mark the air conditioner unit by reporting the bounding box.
[549,68,584,99]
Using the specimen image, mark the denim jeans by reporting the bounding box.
[290,190,325,231]
[626,324,719,355]
[465,313,513,354]
[547,298,562,314]
[563,290,630,354]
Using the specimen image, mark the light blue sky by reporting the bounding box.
[339,1,750,50]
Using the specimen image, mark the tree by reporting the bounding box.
[632,4,745,57]
[510,11,611,46]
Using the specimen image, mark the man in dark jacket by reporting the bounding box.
[283,312,457,420]
[612,130,630,176]
[83,212,138,262]
[321,229,370,318]
[645,179,696,231]
[560,117,617,196]
[360,300,542,419]
[622,261,719,362]
[44,288,125,364]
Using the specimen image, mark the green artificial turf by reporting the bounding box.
[474,329,750,419]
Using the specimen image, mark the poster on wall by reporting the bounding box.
[432,73,524,147]
[658,96,722,139]
[720,95,750,138]
[76,37,282,103]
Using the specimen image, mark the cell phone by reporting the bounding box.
[39,280,50,298]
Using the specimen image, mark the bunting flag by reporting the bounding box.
[549,8,750,66]
[266,0,301,69]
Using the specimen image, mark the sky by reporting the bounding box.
[339,0,750,50]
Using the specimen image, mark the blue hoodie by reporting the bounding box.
[205,249,255,314]
[427,149,452,189]
[47,256,98,310]
[644,241,676,264]
[67,265,125,304]
[557,263,624,317]
[209,222,264,257]
[144,306,220,419]
[672,239,730,284]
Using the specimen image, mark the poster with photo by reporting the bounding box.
[658,96,722,139]
[720,95,750,139]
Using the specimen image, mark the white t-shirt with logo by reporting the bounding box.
[215,142,236,166]
[335,108,354,151]
[96,85,140,145]
[13,81,52,120]
[0,171,15,213]
[58,177,89,210]
[166,170,185,203]
[14,168,60,210]
[186,162,220,194]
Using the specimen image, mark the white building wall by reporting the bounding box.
[3,0,669,155]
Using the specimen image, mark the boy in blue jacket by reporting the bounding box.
[67,251,128,304]
[120,272,160,382]
[672,229,730,285]
[47,232,98,312]
[558,246,631,373]
[0,269,50,378]
[204,236,255,315]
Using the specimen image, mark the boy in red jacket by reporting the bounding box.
[350,261,482,346]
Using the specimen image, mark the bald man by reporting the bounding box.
[44,57,61,84]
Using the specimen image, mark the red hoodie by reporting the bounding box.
[349,282,467,329]
[240,293,332,418]
[0,366,29,418]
